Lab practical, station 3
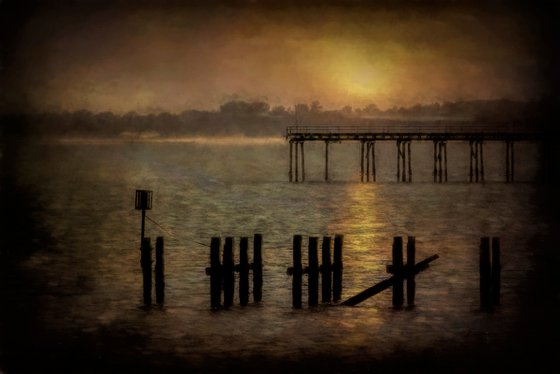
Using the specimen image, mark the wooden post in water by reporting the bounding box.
[325,141,330,182]
[253,234,263,303]
[239,237,250,306]
[295,140,299,183]
[292,235,303,308]
[360,141,365,182]
[443,141,448,182]
[141,237,152,305]
[371,141,376,182]
[397,140,401,182]
[392,237,404,308]
[308,237,319,307]
[210,237,222,309]
[433,141,438,183]
[407,141,412,182]
[492,237,501,306]
[223,237,235,308]
[321,236,332,303]
[300,141,306,182]
[479,141,485,182]
[366,142,371,182]
[480,237,492,308]
[289,141,293,182]
[438,141,443,183]
[406,236,416,305]
[333,234,344,302]
[469,141,474,183]
[155,236,164,304]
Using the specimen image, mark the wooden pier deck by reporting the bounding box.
[285,124,545,183]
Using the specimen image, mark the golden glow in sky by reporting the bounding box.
[1,3,547,114]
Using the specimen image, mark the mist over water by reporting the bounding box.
[3,136,552,370]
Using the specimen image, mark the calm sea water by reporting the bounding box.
[9,136,551,368]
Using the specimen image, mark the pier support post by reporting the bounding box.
[223,237,235,308]
[289,140,293,183]
[300,141,305,182]
[253,234,263,303]
[397,140,411,182]
[321,236,332,303]
[325,141,330,182]
[360,141,365,182]
[371,141,376,182]
[470,140,484,183]
[308,237,319,307]
[210,237,222,309]
[434,141,448,183]
[506,141,515,182]
[292,235,303,308]
[155,236,164,304]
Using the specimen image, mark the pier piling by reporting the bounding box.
[155,236,164,304]
[223,237,235,308]
[253,234,263,303]
[239,237,250,306]
[141,237,152,305]
[321,236,332,303]
[333,235,344,302]
[292,235,303,308]
[392,237,404,308]
[406,236,416,305]
[210,237,222,309]
[308,237,319,307]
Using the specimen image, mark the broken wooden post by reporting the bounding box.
[253,234,263,303]
[392,237,404,308]
[141,237,152,305]
[321,236,332,303]
[406,236,415,305]
[492,237,501,306]
[223,237,235,308]
[342,254,439,306]
[210,237,222,309]
[155,236,164,304]
[239,237,249,306]
[308,237,319,307]
[292,235,303,308]
[333,234,344,302]
[480,237,492,309]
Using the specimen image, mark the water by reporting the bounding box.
[3,136,553,370]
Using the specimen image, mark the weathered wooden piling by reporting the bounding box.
[333,234,344,302]
[342,254,439,306]
[155,236,164,304]
[321,236,332,303]
[392,237,404,308]
[480,237,492,308]
[406,236,416,305]
[210,237,222,309]
[253,234,263,303]
[292,235,303,308]
[223,237,235,308]
[308,237,319,307]
[492,237,501,306]
[141,237,152,305]
[239,237,250,306]
[289,141,293,182]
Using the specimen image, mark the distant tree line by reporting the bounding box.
[0,98,548,138]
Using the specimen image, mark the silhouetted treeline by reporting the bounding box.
[0,98,548,138]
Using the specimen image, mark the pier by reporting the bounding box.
[286,124,545,182]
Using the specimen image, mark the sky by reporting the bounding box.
[1,1,558,114]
